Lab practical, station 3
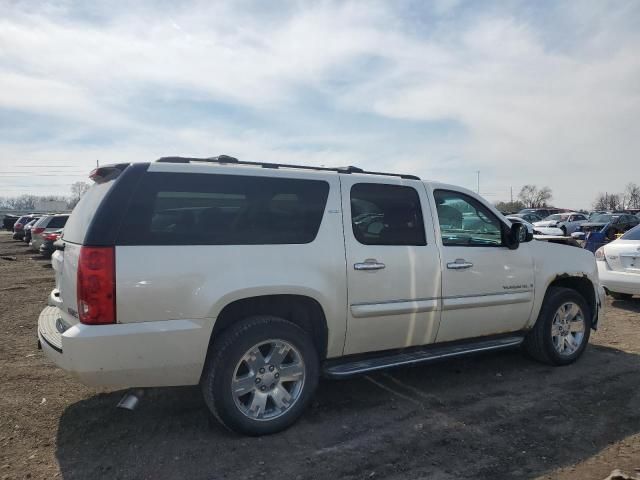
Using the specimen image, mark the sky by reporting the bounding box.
[1,0,639,209]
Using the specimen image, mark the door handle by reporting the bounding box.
[354,260,386,271]
[447,259,473,270]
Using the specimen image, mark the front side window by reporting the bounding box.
[434,190,504,247]
[117,173,330,245]
[350,183,426,246]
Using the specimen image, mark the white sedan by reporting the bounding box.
[511,217,564,236]
[534,212,588,235]
[596,225,640,299]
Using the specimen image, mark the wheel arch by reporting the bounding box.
[540,274,598,329]
[208,293,329,363]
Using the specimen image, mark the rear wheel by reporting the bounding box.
[201,315,319,436]
[524,287,591,365]
[560,225,567,236]
[610,291,633,300]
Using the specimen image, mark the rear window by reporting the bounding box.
[47,215,69,229]
[621,225,640,240]
[34,216,50,227]
[117,172,330,245]
[63,180,116,243]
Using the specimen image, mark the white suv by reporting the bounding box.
[38,156,604,435]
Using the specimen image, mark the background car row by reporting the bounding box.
[8,213,68,258]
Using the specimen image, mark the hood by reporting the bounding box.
[534,220,560,227]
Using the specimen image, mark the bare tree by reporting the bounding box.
[68,181,91,209]
[625,183,640,209]
[495,200,525,213]
[593,193,622,211]
[518,185,553,208]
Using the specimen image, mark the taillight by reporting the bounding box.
[43,233,60,241]
[14,223,23,231]
[32,227,45,234]
[77,247,116,325]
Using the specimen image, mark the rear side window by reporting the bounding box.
[117,173,330,245]
[47,216,69,229]
[63,180,117,244]
[350,183,426,246]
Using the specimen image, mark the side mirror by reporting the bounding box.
[505,222,533,250]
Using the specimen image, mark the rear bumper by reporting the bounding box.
[597,263,640,295]
[30,237,43,251]
[37,306,211,388]
[39,243,55,256]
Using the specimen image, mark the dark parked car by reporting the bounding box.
[509,212,544,223]
[2,214,19,231]
[517,208,563,219]
[23,218,41,244]
[576,213,640,240]
[39,229,63,258]
[12,215,37,240]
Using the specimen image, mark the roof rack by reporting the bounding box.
[156,155,420,180]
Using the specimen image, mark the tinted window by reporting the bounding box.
[117,173,329,245]
[34,216,50,227]
[47,216,69,229]
[63,180,117,243]
[350,183,426,246]
[591,214,613,223]
[621,225,640,240]
[434,190,503,246]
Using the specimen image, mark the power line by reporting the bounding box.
[0,174,88,177]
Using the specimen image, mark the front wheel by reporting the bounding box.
[201,316,319,436]
[524,287,591,365]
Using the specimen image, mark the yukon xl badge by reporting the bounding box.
[503,284,527,290]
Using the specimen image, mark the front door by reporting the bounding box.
[340,178,442,355]
[431,188,535,343]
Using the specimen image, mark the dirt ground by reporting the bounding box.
[1,231,639,480]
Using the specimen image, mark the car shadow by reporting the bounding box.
[610,298,640,313]
[55,345,640,480]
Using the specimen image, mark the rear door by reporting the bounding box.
[340,177,442,355]
[431,187,535,343]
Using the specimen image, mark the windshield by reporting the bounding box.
[621,225,640,240]
[590,214,616,223]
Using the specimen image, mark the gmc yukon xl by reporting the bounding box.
[38,156,605,435]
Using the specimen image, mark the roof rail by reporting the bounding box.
[156,155,420,180]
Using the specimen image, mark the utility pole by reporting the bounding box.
[96,160,99,168]
[510,187,513,203]
[476,171,480,194]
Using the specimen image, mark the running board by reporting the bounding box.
[323,335,525,378]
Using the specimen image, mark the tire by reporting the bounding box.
[524,287,591,366]
[560,226,567,236]
[610,292,633,300]
[201,315,319,436]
